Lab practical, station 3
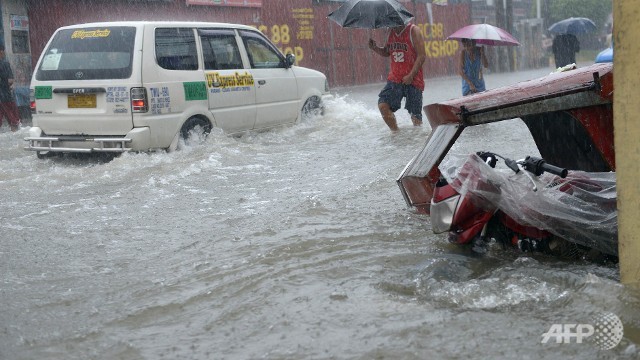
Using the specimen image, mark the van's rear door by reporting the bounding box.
[32,26,139,136]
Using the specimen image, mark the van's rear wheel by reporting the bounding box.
[180,117,212,145]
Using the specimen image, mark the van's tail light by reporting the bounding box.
[29,88,36,113]
[130,87,148,113]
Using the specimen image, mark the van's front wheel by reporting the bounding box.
[301,96,323,121]
[180,116,212,146]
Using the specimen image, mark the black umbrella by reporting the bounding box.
[548,17,597,35]
[327,0,414,29]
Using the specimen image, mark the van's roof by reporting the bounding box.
[58,21,257,31]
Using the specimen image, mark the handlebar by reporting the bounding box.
[522,156,568,178]
[477,152,568,178]
[476,151,498,168]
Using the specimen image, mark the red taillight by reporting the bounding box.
[130,87,148,113]
[29,88,36,113]
[132,99,145,108]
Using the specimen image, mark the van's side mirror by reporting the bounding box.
[285,53,296,68]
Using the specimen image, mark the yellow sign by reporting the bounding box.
[68,94,97,108]
[416,22,445,39]
[425,40,459,58]
[292,8,314,41]
[71,29,111,39]
[206,72,255,88]
[416,22,459,59]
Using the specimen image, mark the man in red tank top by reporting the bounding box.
[368,22,426,131]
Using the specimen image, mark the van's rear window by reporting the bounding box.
[35,27,136,81]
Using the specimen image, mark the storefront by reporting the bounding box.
[1,0,31,118]
[25,0,470,87]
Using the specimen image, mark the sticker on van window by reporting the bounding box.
[205,72,254,95]
[34,86,53,99]
[106,86,128,104]
[71,29,111,39]
[183,82,207,101]
[41,53,62,70]
[149,87,172,114]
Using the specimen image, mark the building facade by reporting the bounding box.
[24,0,471,88]
[0,0,30,111]
[6,0,550,93]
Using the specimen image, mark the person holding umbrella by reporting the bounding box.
[552,34,580,68]
[368,22,426,131]
[548,17,596,68]
[446,23,518,96]
[458,38,489,96]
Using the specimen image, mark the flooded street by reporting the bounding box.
[2,67,639,359]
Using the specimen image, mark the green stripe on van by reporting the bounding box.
[183,82,207,101]
[35,86,53,99]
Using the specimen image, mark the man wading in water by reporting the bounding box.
[368,22,426,131]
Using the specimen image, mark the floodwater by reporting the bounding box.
[2,66,639,360]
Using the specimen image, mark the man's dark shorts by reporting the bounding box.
[377,81,423,121]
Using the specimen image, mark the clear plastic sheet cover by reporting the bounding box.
[440,153,618,256]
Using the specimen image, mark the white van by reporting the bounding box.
[25,21,331,157]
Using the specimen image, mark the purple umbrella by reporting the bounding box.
[447,24,520,46]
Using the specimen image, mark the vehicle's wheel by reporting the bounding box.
[36,151,56,159]
[180,116,212,145]
[301,96,323,120]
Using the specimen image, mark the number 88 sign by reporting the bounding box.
[257,24,290,45]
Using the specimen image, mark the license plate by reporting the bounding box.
[68,94,97,108]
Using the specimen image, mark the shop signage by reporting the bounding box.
[10,15,29,31]
[186,0,262,6]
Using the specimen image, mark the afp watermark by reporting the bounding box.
[541,313,624,350]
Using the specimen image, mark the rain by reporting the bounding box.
[2,1,637,359]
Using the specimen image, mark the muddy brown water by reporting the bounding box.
[1,65,638,359]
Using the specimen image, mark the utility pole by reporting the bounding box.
[615,0,640,284]
[505,0,514,71]
[494,0,514,72]
[494,0,506,72]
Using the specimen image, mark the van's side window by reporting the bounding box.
[200,30,243,70]
[239,30,285,69]
[155,28,198,71]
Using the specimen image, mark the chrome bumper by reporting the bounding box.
[24,136,132,153]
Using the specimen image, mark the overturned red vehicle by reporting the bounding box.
[397,63,616,259]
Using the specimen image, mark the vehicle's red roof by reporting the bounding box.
[424,63,614,127]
